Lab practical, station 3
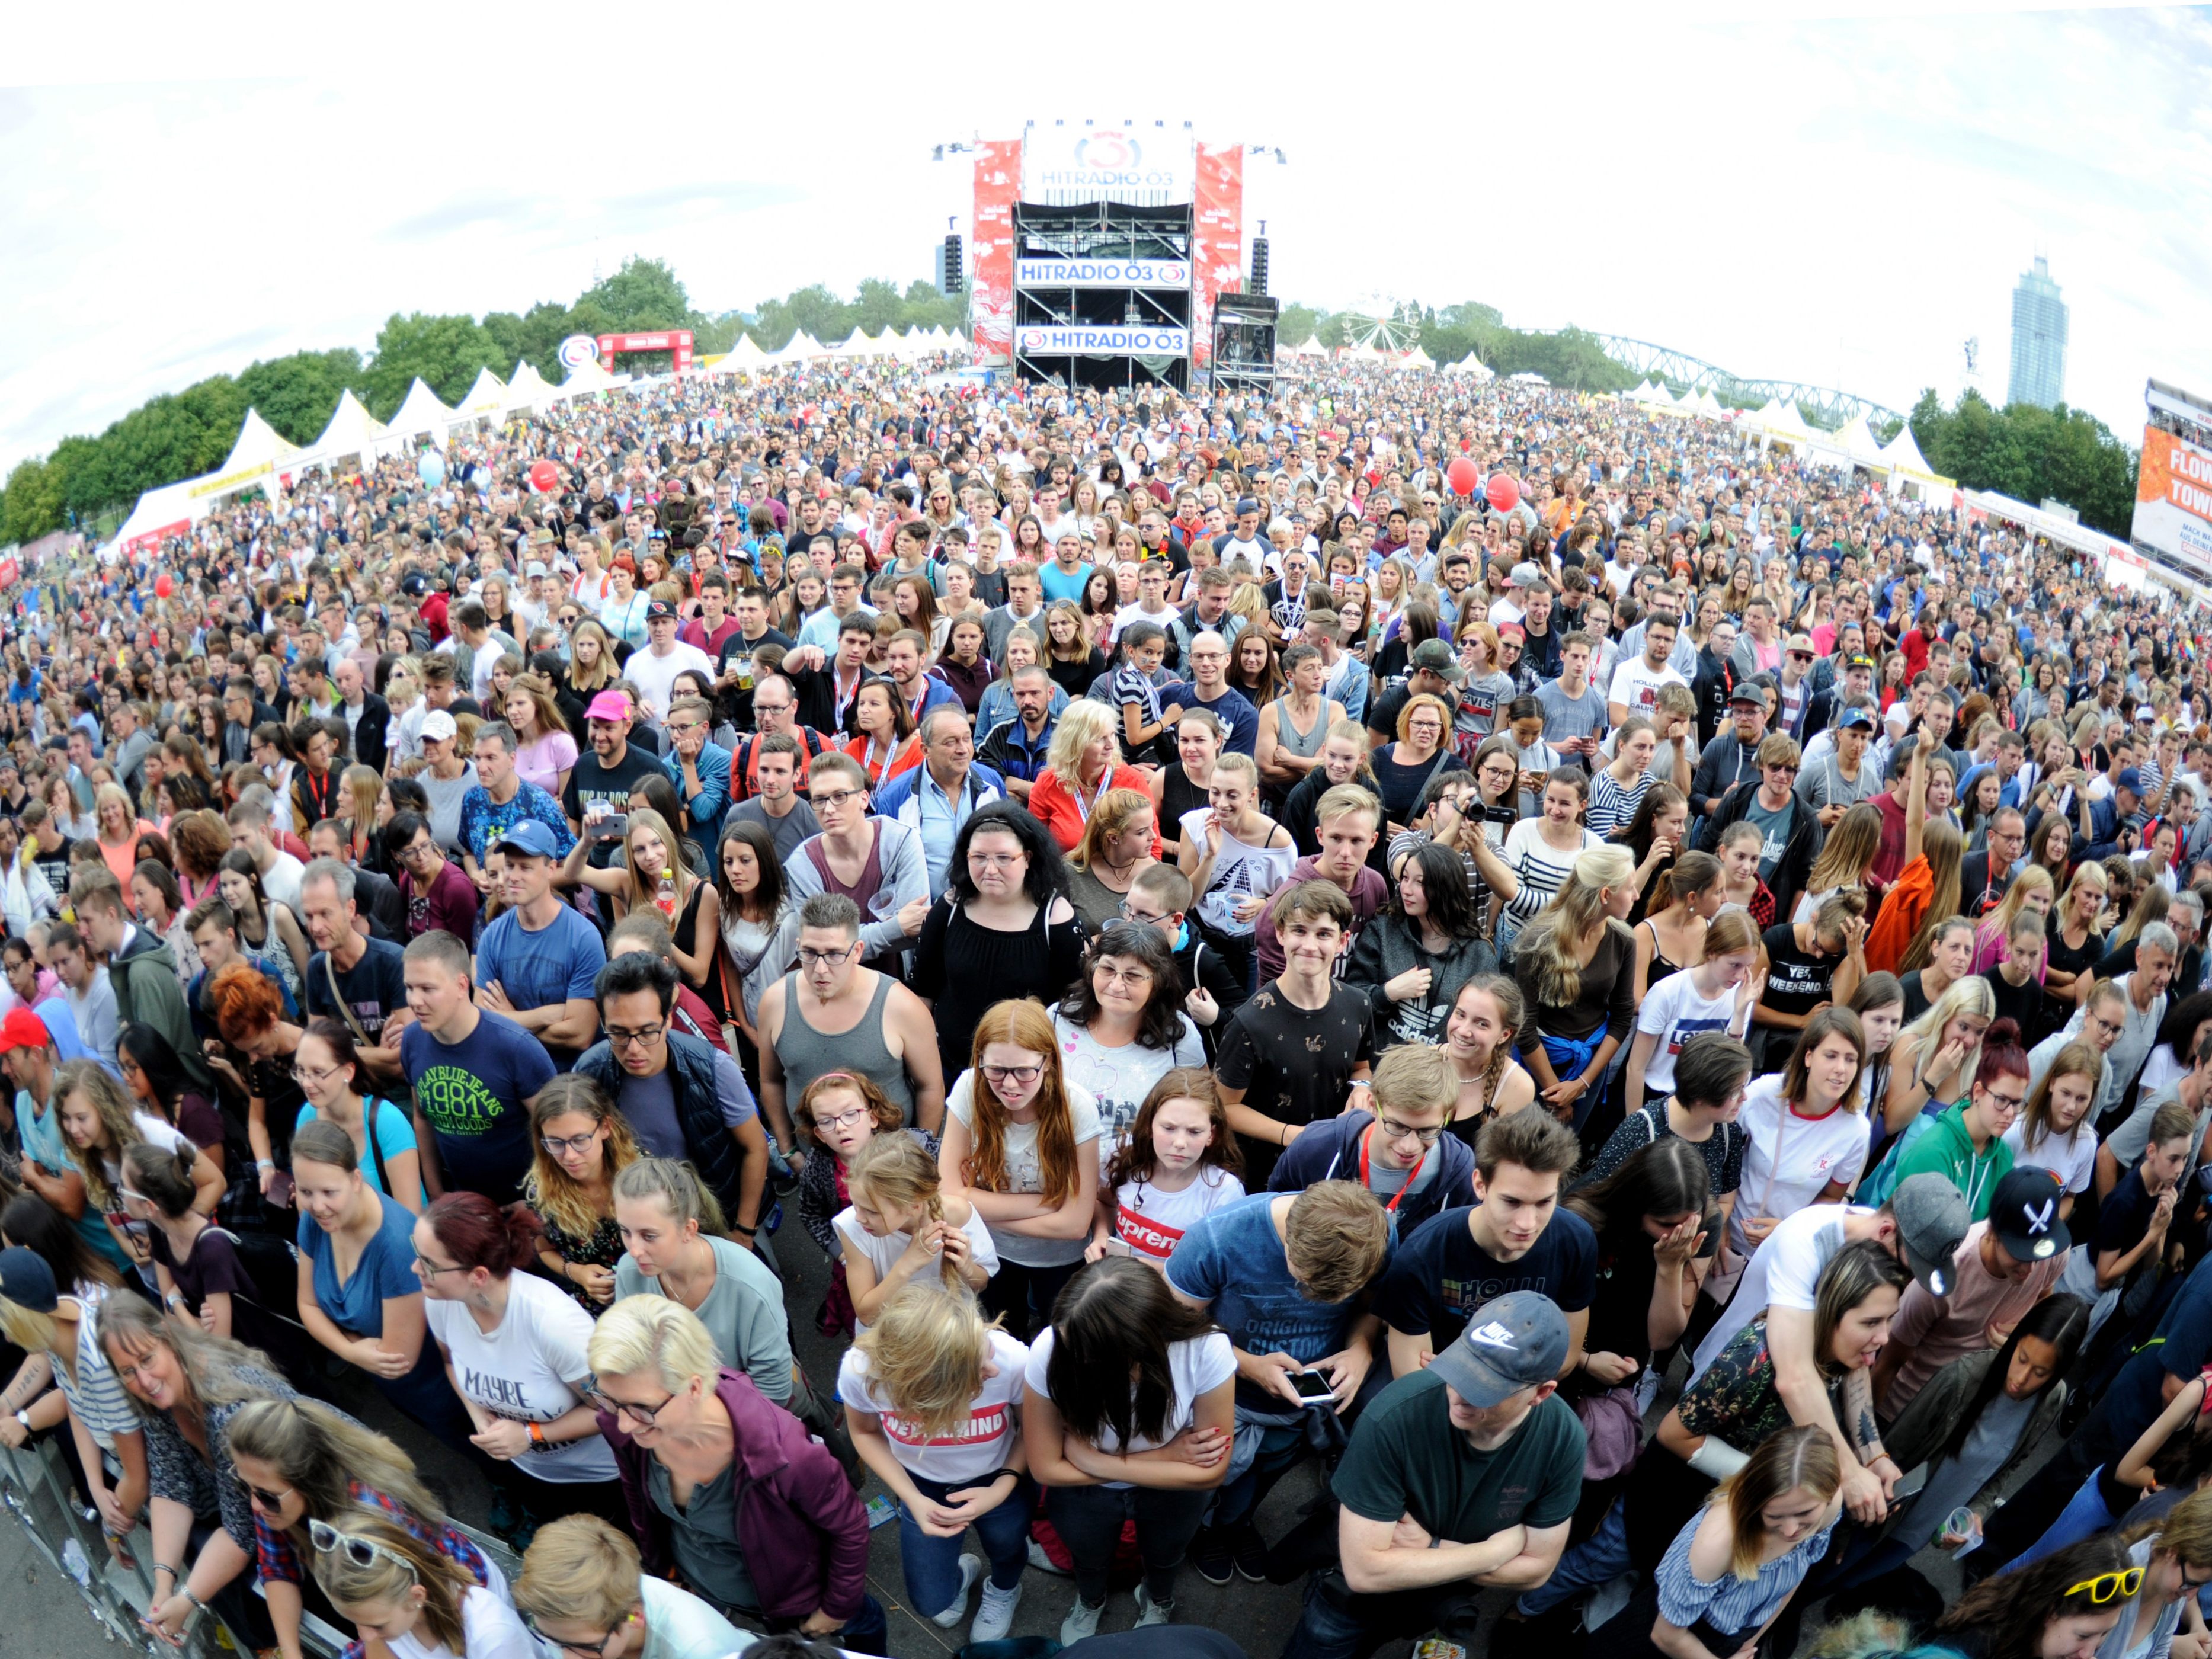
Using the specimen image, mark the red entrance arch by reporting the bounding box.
[594,330,695,372]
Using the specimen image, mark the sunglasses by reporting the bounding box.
[2063,1567,2143,1604]
[310,1519,417,1580]
[230,1467,294,1509]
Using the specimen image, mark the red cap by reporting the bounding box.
[0,1007,50,1055]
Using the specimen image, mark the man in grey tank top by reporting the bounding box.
[755,892,947,1160]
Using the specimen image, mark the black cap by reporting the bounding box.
[1990,1168,2071,1262]
[646,599,677,622]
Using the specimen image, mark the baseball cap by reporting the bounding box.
[1892,1173,1972,1297]
[646,600,677,623]
[1409,639,1466,685]
[1727,681,1765,707]
[586,690,635,723]
[1428,1291,1571,1408]
[1508,562,1544,590]
[1844,654,1877,674]
[1837,706,1877,731]
[420,710,459,744]
[2117,767,2145,795]
[1235,497,1260,517]
[1785,632,1815,655]
[2137,706,2156,723]
[492,821,561,860]
[0,1247,57,1316]
[0,1007,51,1056]
[1989,1168,2071,1262]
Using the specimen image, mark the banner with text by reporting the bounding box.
[2135,424,2212,576]
[970,140,1023,364]
[1190,143,1244,367]
[1020,127,1195,207]
[1016,325,1192,357]
[1014,257,1192,289]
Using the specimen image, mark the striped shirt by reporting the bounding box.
[1654,1505,1838,1639]
[55,1289,137,1451]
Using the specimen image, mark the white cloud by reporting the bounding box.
[2,1,2205,484]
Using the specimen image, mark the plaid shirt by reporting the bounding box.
[254,1480,492,1592]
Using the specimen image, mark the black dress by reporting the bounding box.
[1046,649,1107,702]
[1156,763,1211,861]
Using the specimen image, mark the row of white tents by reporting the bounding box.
[1275,337,1495,377]
[107,326,977,555]
[1624,380,1954,495]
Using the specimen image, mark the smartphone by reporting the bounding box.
[594,812,629,844]
[1291,1369,1336,1405]
[265,1170,297,1209]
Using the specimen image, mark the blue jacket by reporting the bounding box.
[1266,1109,1475,1239]
[664,739,732,847]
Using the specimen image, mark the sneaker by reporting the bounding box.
[1134,1585,1174,1628]
[1187,1525,1234,1586]
[1027,1538,1070,1576]
[1059,1597,1105,1645]
[932,1554,984,1629]
[1227,1521,1268,1583]
[973,1578,1024,1642]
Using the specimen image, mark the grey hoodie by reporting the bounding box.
[109,924,212,1091]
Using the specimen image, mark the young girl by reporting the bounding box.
[1490,767,1603,951]
[937,998,1102,1340]
[511,1514,747,1659]
[1178,752,1297,990]
[1089,1069,1246,1268]
[1588,715,1659,840]
[524,1075,639,1308]
[840,1286,1033,1637]
[838,1133,995,1329]
[1973,864,2057,975]
[562,809,719,989]
[1883,1017,2028,1219]
[844,679,923,786]
[1712,820,1775,926]
[1795,800,1884,924]
[1882,974,1996,1142]
[1622,911,1760,1116]
[313,1510,537,1659]
[1848,972,1908,1123]
[1723,1009,1871,1288]
[1433,973,1539,1141]
[57,1059,222,1274]
[1021,1256,1234,1642]
[124,1141,254,1342]
[1634,850,1722,1001]
[793,1068,919,1276]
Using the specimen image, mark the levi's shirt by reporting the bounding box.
[1110,1165,1247,1262]
[838,1330,1029,1484]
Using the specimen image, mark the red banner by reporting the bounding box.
[0,559,18,590]
[971,140,1023,365]
[1190,144,1245,367]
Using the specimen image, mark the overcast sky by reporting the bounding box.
[4,2,2207,482]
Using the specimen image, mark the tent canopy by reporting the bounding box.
[386,377,456,444]
[506,361,556,409]
[216,408,300,477]
[302,390,388,462]
[452,367,508,421]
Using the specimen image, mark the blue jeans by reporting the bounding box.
[1282,1567,1482,1659]
[899,1472,1033,1618]
[1516,1501,1631,1616]
[2003,1468,2116,1577]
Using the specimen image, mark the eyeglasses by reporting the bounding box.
[290,1062,341,1088]
[310,1519,417,1580]
[541,1129,603,1156]
[1117,901,1170,927]
[2063,1567,2143,1604]
[521,1614,630,1658]
[412,1254,468,1280]
[798,945,857,968]
[607,1023,665,1051]
[1377,1116,1444,1146]
[584,1380,677,1429]
[230,1467,295,1509]
[1093,962,1155,989]
[981,1064,1043,1087]
[809,787,864,811]
[968,851,1023,869]
[810,1105,870,1131]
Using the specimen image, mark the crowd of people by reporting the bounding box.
[1,352,2210,1659]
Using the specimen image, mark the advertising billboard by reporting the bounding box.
[1020,127,1195,207]
[970,140,1023,365]
[1014,257,1192,289]
[2136,423,2212,577]
[1016,325,1192,356]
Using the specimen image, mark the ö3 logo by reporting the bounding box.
[1075,130,1141,171]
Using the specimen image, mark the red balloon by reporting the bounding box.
[528,459,559,493]
[1486,472,1521,513]
[154,573,174,598]
[1445,457,1481,497]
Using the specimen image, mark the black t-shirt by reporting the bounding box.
[305,936,409,1045]
[1900,967,1941,1025]
[1981,965,2044,1044]
[1759,923,1836,1025]
[1215,982,1375,1184]
[2097,1167,2164,1264]
[1582,1213,1720,1374]
[1372,1205,1598,1347]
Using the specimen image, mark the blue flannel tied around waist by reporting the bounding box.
[1541,1029,1603,1082]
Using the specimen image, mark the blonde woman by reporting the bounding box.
[514,1513,750,1659]
[1881,974,1997,1142]
[1027,700,1153,853]
[56,1059,223,1266]
[1512,845,1640,1129]
[560,808,718,988]
[2045,861,2111,1012]
[1794,800,1884,925]
[1064,789,1159,932]
[93,782,157,896]
[1972,863,2056,976]
[503,672,579,796]
[840,1285,1032,1636]
[313,1510,536,1659]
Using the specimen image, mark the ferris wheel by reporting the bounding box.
[1339,291,1421,354]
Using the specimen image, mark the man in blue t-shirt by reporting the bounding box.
[473,821,605,1069]
[1167,1181,1392,1584]
[1163,630,1260,756]
[401,929,555,1204]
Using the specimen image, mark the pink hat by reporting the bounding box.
[585,690,633,723]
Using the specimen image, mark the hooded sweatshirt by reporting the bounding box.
[108,924,212,1091]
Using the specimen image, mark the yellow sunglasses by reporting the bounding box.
[2063,1568,2144,1604]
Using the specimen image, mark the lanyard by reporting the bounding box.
[1358,1124,1430,1214]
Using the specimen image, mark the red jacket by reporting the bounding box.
[602,1369,867,1623]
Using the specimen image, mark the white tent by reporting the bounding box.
[1877,424,1955,495]
[552,358,619,399]
[113,479,204,556]
[386,378,457,446]
[716,334,770,371]
[1695,389,1726,417]
[1634,381,1675,408]
[1761,401,1815,447]
[300,390,388,463]
[505,361,556,409]
[1398,345,1436,371]
[1627,379,1656,401]
[1446,355,1494,379]
[452,367,508,422]
[770,330,829,363]
[216,408,300,478]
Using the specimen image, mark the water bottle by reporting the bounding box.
[656,866,677,919]
[62,1536,92,1589]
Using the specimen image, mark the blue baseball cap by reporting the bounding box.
[1427,1291,1570,1408]
[492,820,561,860]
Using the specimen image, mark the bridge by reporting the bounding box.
[1588,334,1909,433]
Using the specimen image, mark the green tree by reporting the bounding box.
[576,257,695,333]
[236,350,368,445]
[365,312,502,416]
[1909,386,2139,536]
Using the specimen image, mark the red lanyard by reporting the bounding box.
[1358,1124,1429,1214]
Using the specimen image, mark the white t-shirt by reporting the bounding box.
[626,640,718,722]
[424,1271,616,1482]
[1025,1327,1235,1488]
[2003,1117,2098,1196]
[837,1328,1029,1484]
[946,1072,1102,1269]
[1050,1011,1208,1171]
[103,1111,191,1199]
[1111,1166,1246,1263]
[1635,973,1752,1097]
[386,1586,539,1659]
[1606,656,1687,719]
[830,1202,1000,1329]
[1691,1203,1872,1385]
[1726,1077,1871,1272]
[260,851,306,914]
[638,1574,753,1659]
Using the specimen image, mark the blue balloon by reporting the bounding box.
[417,451,446,488]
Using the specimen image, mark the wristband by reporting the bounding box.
[734,1223,757,1237]
[256,1159,274,1172]
[987,1466,1021,1486]
[528,1421,548,1450]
